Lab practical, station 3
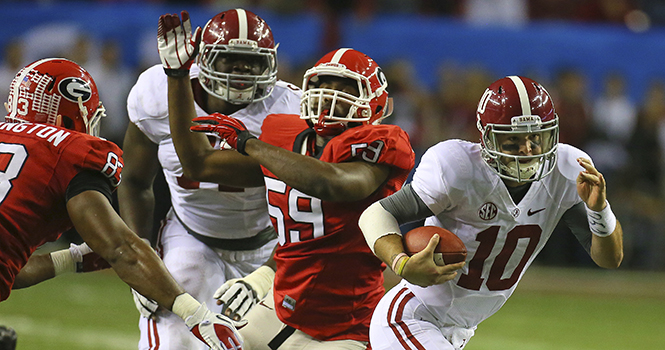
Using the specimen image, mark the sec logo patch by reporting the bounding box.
[478,202,497,221]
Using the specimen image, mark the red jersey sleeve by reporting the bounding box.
[322,123,415,175]
[56,134,124,191]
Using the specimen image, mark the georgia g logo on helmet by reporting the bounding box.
[58,77,92,103]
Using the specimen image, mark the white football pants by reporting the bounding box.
[369,285,475,350]
[137,209,276,350]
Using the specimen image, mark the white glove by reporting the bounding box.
[157,10,202,76]
[214,266,275,319]
[132,288,160,319]
[185,302,246,350]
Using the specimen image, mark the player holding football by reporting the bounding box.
[0,58,243,350]
[159,11,415,350]
[121,9,301,350]
[358,75,624,349]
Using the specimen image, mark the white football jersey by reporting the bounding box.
[408,139,589,328]
[127,64,302,239]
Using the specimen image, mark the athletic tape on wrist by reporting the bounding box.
[586,200,617,237]
[50,249,77,276]
[172,293,201,321]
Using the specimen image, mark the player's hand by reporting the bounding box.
[214,266,275,320]
[185,303,246,350]
[132,288,161,320]
[157,10,202,77]
[402,234,465,287]
[576,157,607,211]
[191,113,256,155]
[69,242,112,273]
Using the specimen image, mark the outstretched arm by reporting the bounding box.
[191,114,392,202]
[69,190,184,308]
[245,137,391,201]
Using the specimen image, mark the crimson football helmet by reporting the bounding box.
[5,58,105,136]
[197,8,278,104]
[300,48,391,137]
[476,75,559,182]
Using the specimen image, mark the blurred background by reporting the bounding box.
[2,0,665,269]
[10,0,662,270]
[1,1,665,349]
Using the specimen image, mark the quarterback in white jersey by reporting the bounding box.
[119,9,301,350]
[359,76,624,350]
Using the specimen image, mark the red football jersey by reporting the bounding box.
[0,122,123,301]
[259,114,415,341]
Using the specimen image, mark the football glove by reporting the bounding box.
[50,242,111,275]
[157,10,202,77]
[185,303,246,350]
[214,266,275,320]
[190,113,256,155]
[131,288,161,320]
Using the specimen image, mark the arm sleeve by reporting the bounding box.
[560,202,592,253]
[65,170,114,204]
[379,183,434,225]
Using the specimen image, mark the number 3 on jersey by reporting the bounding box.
[265,177,324,245]
[0,143,28,204]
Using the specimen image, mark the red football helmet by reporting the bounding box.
[300,48,391,137]
[5,58,105,136]
[197,8,278,104]
[476,75,559,182]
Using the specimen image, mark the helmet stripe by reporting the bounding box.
[330,48,351,63]
[236,8,248,40]
[508,75,531,115]
[7,58,55,119]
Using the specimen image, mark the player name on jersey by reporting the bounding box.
[0,122,71,147]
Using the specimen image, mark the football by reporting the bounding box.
[403,226,467,266]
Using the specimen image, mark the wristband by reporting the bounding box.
[586,200,617,237]
[163,68,190,78]
[395,256,410,276]
[172,293,201,320]
[391,253,408,275]
[236,130,257,156]
[50,249,77,276]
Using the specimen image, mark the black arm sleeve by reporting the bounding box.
[378,183,434,226]
[65,170,114,204]
[560,202,593,253]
